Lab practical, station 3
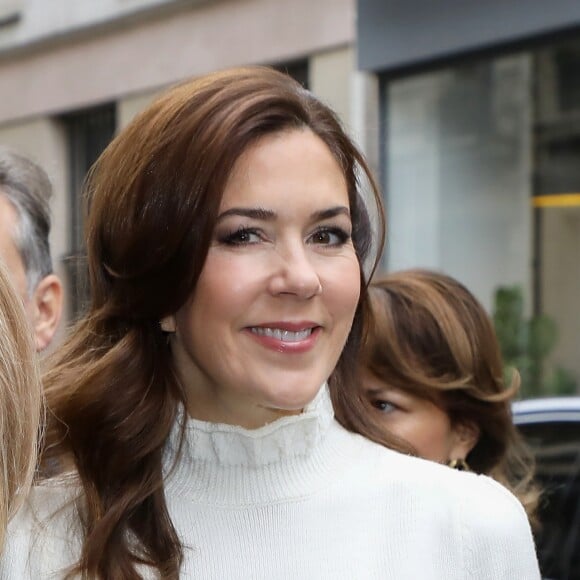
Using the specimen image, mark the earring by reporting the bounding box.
[447,458,471,472]
[159,317,176,333]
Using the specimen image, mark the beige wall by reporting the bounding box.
[118,43,367,130]
[117,89,161,129]
[310,47,354,132]
[0,0,355,124]
[0,0,191,52]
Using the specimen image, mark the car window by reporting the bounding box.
[517,421,580,580]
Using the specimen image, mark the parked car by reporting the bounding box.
[513,397,580,580]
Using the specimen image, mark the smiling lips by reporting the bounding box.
[251,327,313,342]
[246,323,321,353]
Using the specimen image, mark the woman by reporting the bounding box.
[3,68,539,578]
[0,260,41,552]
[361,269,539,521]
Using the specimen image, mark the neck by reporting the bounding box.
[185,395,304,429]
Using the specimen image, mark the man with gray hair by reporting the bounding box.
[0,149,63,351]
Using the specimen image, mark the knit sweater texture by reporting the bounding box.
[2,386,540,579]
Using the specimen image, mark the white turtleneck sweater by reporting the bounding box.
[2,386,539,579]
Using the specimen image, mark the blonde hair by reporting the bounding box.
[0,260,41,550]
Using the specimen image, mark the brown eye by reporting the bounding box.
[309,227,349,246]
[220,228,262,245]
[313,231,331,244]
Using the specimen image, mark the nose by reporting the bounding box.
[268,243,322,299]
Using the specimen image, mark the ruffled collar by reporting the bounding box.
[163,385,341,503]
[174,384,333,467]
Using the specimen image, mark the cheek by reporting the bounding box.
[374,407,448,461]
[321,256,361,316]
[407,413,454,462]
[193,253,257,314]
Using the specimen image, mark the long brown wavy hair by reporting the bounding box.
[360,268,540,523]
[41,66,397,578]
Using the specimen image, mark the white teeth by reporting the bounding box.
[250,327,313,342]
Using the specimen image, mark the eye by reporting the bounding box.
[219,227,262,246]
[309,227,350,246]
[371,399,398,414]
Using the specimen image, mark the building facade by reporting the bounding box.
[358,0,580,397]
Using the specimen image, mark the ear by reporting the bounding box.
[449,420,480,461]
[31,274,63,352]
[160,314,176,333]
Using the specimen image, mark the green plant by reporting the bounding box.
[492,285,577,398]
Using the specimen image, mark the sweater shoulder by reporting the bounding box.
[337,421,526,513]
[2,477,81,578]
[333,423,540,578]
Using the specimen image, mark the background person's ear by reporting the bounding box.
[449,420,480,461]
[31,274,63,352]
[160,315,176,333]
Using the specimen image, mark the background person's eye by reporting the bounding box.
[372,399,398,413]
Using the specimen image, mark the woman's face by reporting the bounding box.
[362,371,477,464]
[165,129,361,428]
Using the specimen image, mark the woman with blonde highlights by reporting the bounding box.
[3,68,538,579]
[361,269,539,523]
[0,260,41,551]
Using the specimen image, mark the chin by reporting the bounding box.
[267,384,324,413]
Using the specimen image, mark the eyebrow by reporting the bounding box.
[216,205,351,222]
[216,207,275,222]
[364,387,387,397]
[314,206,351,221]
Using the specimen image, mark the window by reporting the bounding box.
[62,104,116,318]
[273,59,309,89]
[382,44,580,398]
[533,39,580,396]
[383,55,531,313]
[513,400,580,580]
[0,0,21,26]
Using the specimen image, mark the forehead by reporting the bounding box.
[0,193,28,297]
[220,129,349,210]
[0,194,19,243]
